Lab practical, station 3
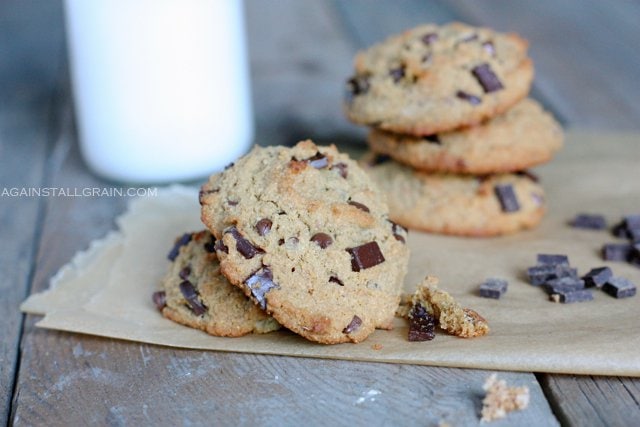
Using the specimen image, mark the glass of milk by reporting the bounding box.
[64,0,253,183]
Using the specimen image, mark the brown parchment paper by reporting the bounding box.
[21,131,640,376]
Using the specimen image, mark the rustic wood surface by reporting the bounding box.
[2,0,639,425]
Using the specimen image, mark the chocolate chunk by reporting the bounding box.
[571,214,607,230]
[629,227,640,243]
[537,254,570,266]
[244,266,279,310]
[472,63,503,93]
[348,201,370,213]
[227,200,239,206]
[369,154,391,166]
[329,276,344,286]
[226,226,263,259]
[301,152,329,169]
[612,222,629,238]
[214,239,229,254]
[602,277,636,299]
[582,267,613,288]
[179,280,207,316]
[389,66,405,83]
[332,162,348,179]
[179,266,191,281]
[224,162,235,170]
[624,214,640,230]
[602,243,633,261]
[152,291,166,311]
[346,241,385,272]
[479,278,508,299]
[423,134,441,145]
[346,75,370,99]
[389,221,408,243]
[167,233,192,261]
[544,277,585,295]
[494,184,520,213]
[203,234,216,253]
[343,315,362,334]
[482,41,495,56]
[310,233,333,249]
[421,32,438,45]
[550,289,593,304]
[408,303,436,341]
[456,90,481,105]
[255,218,272,236]
[527,264,577,286]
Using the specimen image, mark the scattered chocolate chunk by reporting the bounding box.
[408,303,436,341]
[571,214,607,230]
[479,278,508,299]
[346,241,385,272]
[472,63,503,93]
[389,66,405,83]
[423,134,441,145]
[203,237,216,253]
[550,289,593,304]
[342,315,363,334]
[348,200,370,213]
[255,218,273,236]
[537,254,570,266]
[612,222,629,238]
[527,264,577,286]
[179,280,207,315]
[494,184,520,213]
[227,200,239,206]
[602,277,636,299]
[346,75,370,99]
[456,90,481,105]
[226,226,263,259]
[179,266,191,281]
[544,277,585,295]
[278,239,285,246]
[421,32,438,45]
[329,276,344,286]
[369,154,391,166]
[300,152,329,169]
[244,266,278,309]
[224,162,234,170]
[332,162,348,178]
[582,267,613,288]
[214,238,228,254]
[152,291,166,311]
[602,243,633,261]
[482,41,495,56]
[612,215,640,239]
[167,233,192,261]
[310,233,333,249]
[515,170,540,183]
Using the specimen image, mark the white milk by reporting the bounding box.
[65,0,253,183]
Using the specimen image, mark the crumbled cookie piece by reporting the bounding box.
[480,374,530,422]
[411,276,489,338]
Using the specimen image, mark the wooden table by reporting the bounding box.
[2,1,639,425]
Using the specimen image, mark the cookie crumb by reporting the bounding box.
[371,343,383,350]
[480,374,530,422]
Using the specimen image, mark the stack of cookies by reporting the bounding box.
[344,22,564,236]
[154,140,410,344]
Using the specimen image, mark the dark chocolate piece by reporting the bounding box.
[390,221,407,244]
[346,75,370,100]
[408,303,436,342]
[571,214,607,230]
[602,243,633,261]
[179,280,207,315]
[348,201,370,213]
[224,162,235,170]
[624,214,640,230]
[629,227,640,243]
[167,233,192,261]
[310,233,333,249]
[342,315,362,334]
[152,291,166,311]
[227,200,239,206]
[550,289,593,304]
[421,32,438,45]
[389,66,405,83]
[179,266,191,281]
[527,264,577,286]
[472,63,503,93]
[226,226,263,259]
[214,239,228,254]
[537,254,570,266]
[544,277,585,295]
[255,218,272,236]
[346,241,385,272]
[332,162,348,179]
[494,184,520,213]
[456,90,481,105]
[612,222,629,238]
[602,277,636,299]
[329,276,344,286]
[203,237,216,253]
[244,266,279,309]
[582,267,613,288]
[479,278,508,299]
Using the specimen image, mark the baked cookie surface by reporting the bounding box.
[344,22,533,135]
[158,230,280,337]
[367,98,563,174]
[363,154,545,236]
[200,140,409,344]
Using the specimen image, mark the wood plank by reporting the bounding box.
[446,0,640,129]
[12,1,559,425]
[0,0,65,423]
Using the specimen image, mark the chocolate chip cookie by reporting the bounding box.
[156,230,280,337]
[367,98,563,174]
[344,22,533,135]
[200,140,410,344]
[363,154,545,236]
